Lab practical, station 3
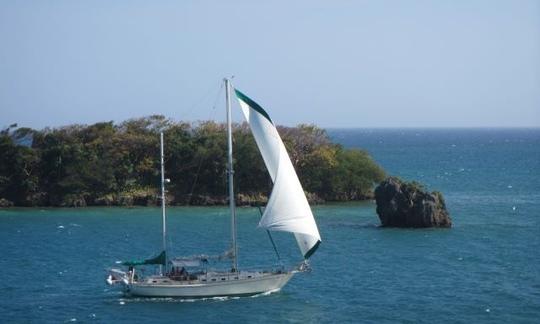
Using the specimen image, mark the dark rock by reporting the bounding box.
[118,193,134,206]
[94,194,116,206]
[304,192,326,204]
[133,194,156,206]
[0,198,14,207]
[375,177,452,228]
[26,192,47,206]
[181,194,227,206]
[236,193,268,206]
[60,194,87,207]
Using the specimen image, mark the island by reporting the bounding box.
[0,116,386,207]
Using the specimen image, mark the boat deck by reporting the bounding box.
[139,270,282,286]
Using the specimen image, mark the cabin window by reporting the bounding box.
[211,279,216,281]
[152,281,157,283]
[221,278,226,281]
[202,279,207,282]
[247,276,252,278]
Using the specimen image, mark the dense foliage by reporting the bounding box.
[0,116,386,207]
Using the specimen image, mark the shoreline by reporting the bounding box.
[0,198,376,209]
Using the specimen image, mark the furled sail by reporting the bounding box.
[234,89,321,259]
[122,251,166,266]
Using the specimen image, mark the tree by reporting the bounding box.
[0,117,386,206]
[0,127,40,205]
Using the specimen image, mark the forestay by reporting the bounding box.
[234,89,321,259]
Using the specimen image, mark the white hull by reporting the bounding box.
[123,271,294,298]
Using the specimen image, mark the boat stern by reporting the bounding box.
[106,268,128,286]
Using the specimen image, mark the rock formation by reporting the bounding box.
[0,198,14,207]
[375,177,451,228]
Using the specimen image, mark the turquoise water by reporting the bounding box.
[1,129,539,323]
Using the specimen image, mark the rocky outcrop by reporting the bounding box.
[375,177,451,228]
[60,194,87,207]
[174,192,323,206]
[0,198,14,207]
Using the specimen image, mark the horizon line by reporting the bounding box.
[3,117,540,131]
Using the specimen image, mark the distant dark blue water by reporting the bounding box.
[1,129,539,323]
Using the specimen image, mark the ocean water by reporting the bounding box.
[1,128,539,323]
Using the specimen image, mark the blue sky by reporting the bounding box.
[1,0,539,128]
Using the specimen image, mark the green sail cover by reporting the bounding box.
[122,251,166,266]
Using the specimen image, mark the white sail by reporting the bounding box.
[234,89,321,259]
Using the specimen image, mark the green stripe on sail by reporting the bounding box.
[234,89,273,124]
[304,240,321,259]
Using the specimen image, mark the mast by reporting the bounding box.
[225,78,238,272]
[160,132,167,274]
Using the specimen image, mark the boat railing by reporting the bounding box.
[218,263,288,273]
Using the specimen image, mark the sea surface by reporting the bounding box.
[1,128,539,323]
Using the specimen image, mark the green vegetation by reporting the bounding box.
[0,116,386,207]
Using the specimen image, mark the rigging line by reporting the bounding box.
[176,80,223,122]
[207,81,223,121]
[257,206,281,263]
[186,83,224,204]
[168,82,224,255]
[187,152,205,205]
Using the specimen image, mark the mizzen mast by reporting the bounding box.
[224,78,238,272]
[160,132,167,274]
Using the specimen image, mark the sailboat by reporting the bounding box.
[106,78,321,298]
